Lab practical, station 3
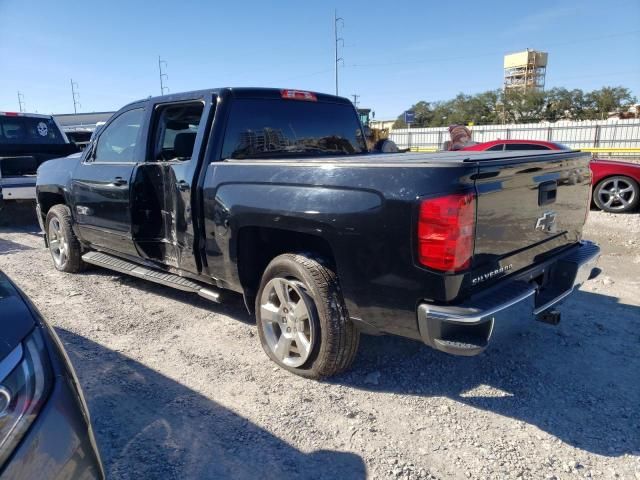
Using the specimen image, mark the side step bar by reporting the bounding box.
[82,251,221,303]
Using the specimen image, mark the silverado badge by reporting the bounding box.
[471,264,513,286]
[535,211,557,233]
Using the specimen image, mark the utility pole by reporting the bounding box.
[158,56,169,95]
[70,79,81,114]
[351,94,360,108]
[17,91,25,113]
[334,10,344,96]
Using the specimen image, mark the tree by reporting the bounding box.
[543,88,588,121]
[392,101,433,128]
[392,85,637,128]
[585,86,636,119]
[500,89,547,123]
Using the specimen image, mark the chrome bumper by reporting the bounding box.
[417,241,601,356]
[0,176,37,201]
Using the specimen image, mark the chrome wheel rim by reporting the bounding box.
[259,278,315,368]
[598,178,636,211]
[48,218,68,268]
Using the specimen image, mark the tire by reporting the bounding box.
[45,204,85,273]
[593,176,640,213]
[255,253,360,379]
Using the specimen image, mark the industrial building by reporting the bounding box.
[503,49,548,92]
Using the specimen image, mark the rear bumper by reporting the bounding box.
[417,240,600,356]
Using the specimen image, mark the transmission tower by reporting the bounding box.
[70,79,81,114]
[17,91,25,112]
[159,56,169,95]
[334,10,344,96]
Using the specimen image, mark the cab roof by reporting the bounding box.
[125,87,352,110]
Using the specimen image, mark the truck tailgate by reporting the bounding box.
[472,151,592,280]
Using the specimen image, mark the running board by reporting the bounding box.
[82,251,221,303]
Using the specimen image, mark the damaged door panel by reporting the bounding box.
[131,100,207,273]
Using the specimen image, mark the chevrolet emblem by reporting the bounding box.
[535,211,557,233]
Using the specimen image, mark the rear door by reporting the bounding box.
[72,106,146,256]
[131,96,212,274]
[472,151,591,279]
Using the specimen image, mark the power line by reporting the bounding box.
[17,91,25,113]
[351,94,360,107]
[333,10,344,96]
[159,56,169,95]
[70,79,81,114]
[348,29,640,71]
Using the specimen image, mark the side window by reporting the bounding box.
[505,143,550,151]
[487,144,504,151]
[151,102,204,161]
[94,108,144,163]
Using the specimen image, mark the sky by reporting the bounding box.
[0,0,639,119]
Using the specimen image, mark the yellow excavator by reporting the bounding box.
[357,108,390,149]
[357,108,409,152]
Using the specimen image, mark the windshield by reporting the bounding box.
[221,99,366,160]
[0,116,66,145]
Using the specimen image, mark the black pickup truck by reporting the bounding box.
[0,112,78,206]
[36,88,600,378]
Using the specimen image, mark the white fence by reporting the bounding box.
[389,119,640,155]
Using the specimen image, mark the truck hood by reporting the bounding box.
[36,153,83,184]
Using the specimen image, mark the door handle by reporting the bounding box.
[177,180,190,192]
[111,177,128,187]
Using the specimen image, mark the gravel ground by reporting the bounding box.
[0,203,639,480]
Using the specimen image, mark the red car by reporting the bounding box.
[461,140,640,213]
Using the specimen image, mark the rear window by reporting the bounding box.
[221,99,366,160]
[0,116,65,144]
[504,143,551,151]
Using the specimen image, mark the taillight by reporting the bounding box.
[417,192,476,272]
[281,89,317,101]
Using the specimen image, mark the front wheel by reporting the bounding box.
[255,253,360,378]
[593,176,639,213]
[45,204,85,272]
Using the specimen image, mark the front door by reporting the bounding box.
[72,107,145,256]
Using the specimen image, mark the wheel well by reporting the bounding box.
[38,192,66,216]
[237,226,336,312]
[595,174,639,187]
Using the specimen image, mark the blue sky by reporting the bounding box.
[0,0,638,119]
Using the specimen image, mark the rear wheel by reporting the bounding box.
[593,176,639,213]
[255,253,360,378]
[46,204,85,272]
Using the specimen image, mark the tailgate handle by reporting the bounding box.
[538,181,557,206]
